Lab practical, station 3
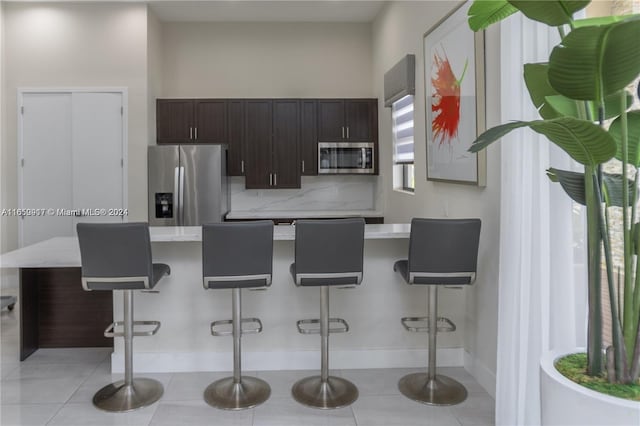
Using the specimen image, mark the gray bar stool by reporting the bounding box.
[394,218,481,406]
[77,222,170,412]
[290,218,365,409]
[202,221,273,410]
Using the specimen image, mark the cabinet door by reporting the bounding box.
[317,100,345,141]
[345,99,376,142]
[244,100,272,189]
[227,100,245,176]
[157,99,194,143]
[272,100,300,188]
[300,100,318,175]
[194,100,227,143]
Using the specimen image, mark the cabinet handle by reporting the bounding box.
[241,160,245,174]
[194,127,198,140]
[342,126,345,139]
[189,127,193,140]
[269,173,273,186]
[346,126,350,139]
[301,161,305,173]
[274,173,277,186]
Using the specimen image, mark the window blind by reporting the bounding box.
[392,95,414,164]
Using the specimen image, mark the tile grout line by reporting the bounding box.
[44,402,66,426]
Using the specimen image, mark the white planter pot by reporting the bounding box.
[540,349,640,426]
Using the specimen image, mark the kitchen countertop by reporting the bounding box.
[0,224,410,268]
[225,210,384,220]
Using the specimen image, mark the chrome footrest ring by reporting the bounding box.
[296,318,349,334]
[210,318,263,336]
[401,316,456,333]
[104,320,161,338]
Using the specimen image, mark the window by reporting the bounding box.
[392,95,415,192]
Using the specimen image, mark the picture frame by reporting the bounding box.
[424,0,486,186]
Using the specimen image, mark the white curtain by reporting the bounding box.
[495,14,587,426]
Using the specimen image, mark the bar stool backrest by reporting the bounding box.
[408,218,481,285]
[202,221,274,289]
[293,218,365,286]
[77,222,153,291]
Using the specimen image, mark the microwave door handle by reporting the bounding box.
[362,148,366,168]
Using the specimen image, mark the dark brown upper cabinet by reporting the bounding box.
[244,100,273,189]
[156,99,226,144]
[300,100,318,176]
[272,100,301,188]
[226,100,245,176]
[194,100,227,143]
[244,99,300,189]
[156,100,194,143]
[317,99,377,142]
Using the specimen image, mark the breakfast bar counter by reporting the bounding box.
[1,224,468,372]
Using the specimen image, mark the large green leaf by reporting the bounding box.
[545,91,633,120]
[508,0,589,26]
[548,17,640,101]
[547,168,586,205]
[573,14,636,28]
[602,173,638,207]
[524,63,561,120]
[633,222,640,255]
[468,0,518,31]
[610,110,640,166]
[469,117,616,166]
[546,168,636,207]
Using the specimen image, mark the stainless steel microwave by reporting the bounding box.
[318,142,375,174]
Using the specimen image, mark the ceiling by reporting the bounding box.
[148,1,387,23]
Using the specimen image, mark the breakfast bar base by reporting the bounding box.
[19,267,113,360]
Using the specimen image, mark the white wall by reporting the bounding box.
[160,22,373,98]
[147,8,163,144]
[372,1,501,396]
[2,2,149,256]
[0,2,14,289]
[1,2,6,254]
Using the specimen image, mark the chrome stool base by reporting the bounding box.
[292,375,358,409]
[92,378,164,412]
[398,373,467,406]
[204,376,271,410]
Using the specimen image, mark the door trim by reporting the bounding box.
[17,87,129,247]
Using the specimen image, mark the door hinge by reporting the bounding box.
[20,158,24,167]
[121,158,124,167]
[120,106,124,115]
[20,106,24,115]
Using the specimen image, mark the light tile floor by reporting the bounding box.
[0,292,494,426]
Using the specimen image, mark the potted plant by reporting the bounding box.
[466,0,640,423]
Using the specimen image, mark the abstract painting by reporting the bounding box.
[424,1,486,186]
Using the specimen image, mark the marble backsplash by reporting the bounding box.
[229,175,381,212]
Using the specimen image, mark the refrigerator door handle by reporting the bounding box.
[174,167,180,225]
[178,166,185,226]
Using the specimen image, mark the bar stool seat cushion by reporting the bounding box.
[393,260,473,285]
[289,263,360,287]
[85,263,170,291]
[204,277,270,290]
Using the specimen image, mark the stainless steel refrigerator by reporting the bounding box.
[148,145,229,226]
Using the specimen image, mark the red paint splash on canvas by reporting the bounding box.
[431,49,467,146]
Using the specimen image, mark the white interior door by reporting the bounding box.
[71,92,124,228]
[19,90,126,247]
[20,93,73,247]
